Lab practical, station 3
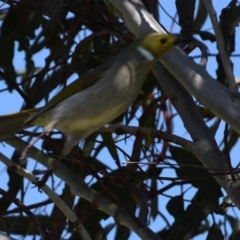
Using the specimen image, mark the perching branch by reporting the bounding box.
[106,0,240,209]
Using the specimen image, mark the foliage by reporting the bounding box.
[0,0,240,239]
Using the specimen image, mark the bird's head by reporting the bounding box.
[138,33,187,59]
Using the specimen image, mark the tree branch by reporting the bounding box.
[106,0,240,209]
[0,152,92,240]
[2,135,162,240]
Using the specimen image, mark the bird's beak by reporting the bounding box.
[173,35,189,45]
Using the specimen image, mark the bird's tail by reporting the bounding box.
[0,109,37,136]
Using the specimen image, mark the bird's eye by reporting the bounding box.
[160,38,167,45]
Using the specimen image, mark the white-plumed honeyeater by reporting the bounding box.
[0,33,186,155]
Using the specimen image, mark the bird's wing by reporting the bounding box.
[24,71,103,125]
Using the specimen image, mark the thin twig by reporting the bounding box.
[203,0,238,93]
[0,188,51,240]
[101,124,193,150]
[0,152,92,240]
[0,69,33,108]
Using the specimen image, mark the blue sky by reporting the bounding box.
[0,1,240,239]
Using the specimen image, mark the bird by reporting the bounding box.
[0,33,186,157]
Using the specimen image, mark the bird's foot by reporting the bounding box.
[20,131,47,164]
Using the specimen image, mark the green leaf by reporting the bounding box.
[115,225,131,240]
[73,198,108,240]
[226,214,238,232]
[0,151,23,212]
[193,0,208,32]
[206,224,224,240]
[231,220,240,240]
[198,106,215,120]
[1,216,49,234]
[149,179,158,220]
[0,8,16,89]
[166,187,221,240]
[101,133,120,166]
[198,31,216,42]
[170,146,221,190]
[176,0,196,37]
[166,195,184,219]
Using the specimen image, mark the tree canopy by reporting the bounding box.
[0,0,240,240]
